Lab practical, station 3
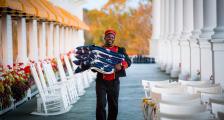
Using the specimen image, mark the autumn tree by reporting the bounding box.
[83,0,152,55]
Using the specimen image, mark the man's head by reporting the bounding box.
[104,29,116,47]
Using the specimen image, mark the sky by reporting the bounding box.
[83,0,142,10]
[83,0,108,10]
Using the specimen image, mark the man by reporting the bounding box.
[95,29,131,120]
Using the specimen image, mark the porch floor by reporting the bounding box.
[1,64,171,120]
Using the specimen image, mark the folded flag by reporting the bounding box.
[73,45,125,74]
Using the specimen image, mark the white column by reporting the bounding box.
[150,0,161,59]
[1,14,13,67]
[199,0,217,81]
[160,0,169,71]
[54,24,60,58]
[73,29,79,48]
[71,28,76,49]
[77,30,82,47]
[158,0,165,69]
[74,29,78,48]
[179,0,194,80]
[70,28,73,51]
[163,0,170,72]
[71,29,76,49]
[189,0,203,80]
[78,30,85,46]
[64,27,70,53]
[17,17,28,64]
[69,27,73,51]
[46,22,54,58]
[67,27,71,53]
[166,0,175,74]
[59,26,65,54]
[211,0,224,87]
[28,19,38,61]
[170,0,183,78]
[38,22,46,60]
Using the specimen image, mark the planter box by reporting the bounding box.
[0,104,14,115]
[14,96,28,108]
[30,85,38,98]
[0,85,38,115]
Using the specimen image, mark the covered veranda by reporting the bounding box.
[0,0,224,119]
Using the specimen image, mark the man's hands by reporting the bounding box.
[115,63,122,71]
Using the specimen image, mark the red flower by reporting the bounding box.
[18,63,24,66]
[19,68,24,71]
[24,66,31,74]
[7,65,12,70]
[23,76,28,79]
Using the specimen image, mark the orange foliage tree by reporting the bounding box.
[84,0,152,55]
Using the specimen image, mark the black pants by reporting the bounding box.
[96,79,120,120]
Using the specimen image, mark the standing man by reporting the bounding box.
[95,29,131,120]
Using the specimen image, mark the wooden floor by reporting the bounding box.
[0,64,170,120]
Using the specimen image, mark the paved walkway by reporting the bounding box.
[1,64,170,120]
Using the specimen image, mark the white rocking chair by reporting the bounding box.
[30,64,71,116]
[41,61,71,108]
[142,79,170,98]
[65,54,86,96]
[56,56,80,104]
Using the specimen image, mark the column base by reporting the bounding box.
[211,39,224,87]
[199,39,213,81]
[165,64,172,74]
[160,63,166,72]
[190,40,200,81]
[190,74,200,81]
[178,71,190,80]
[170,68,180,78]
